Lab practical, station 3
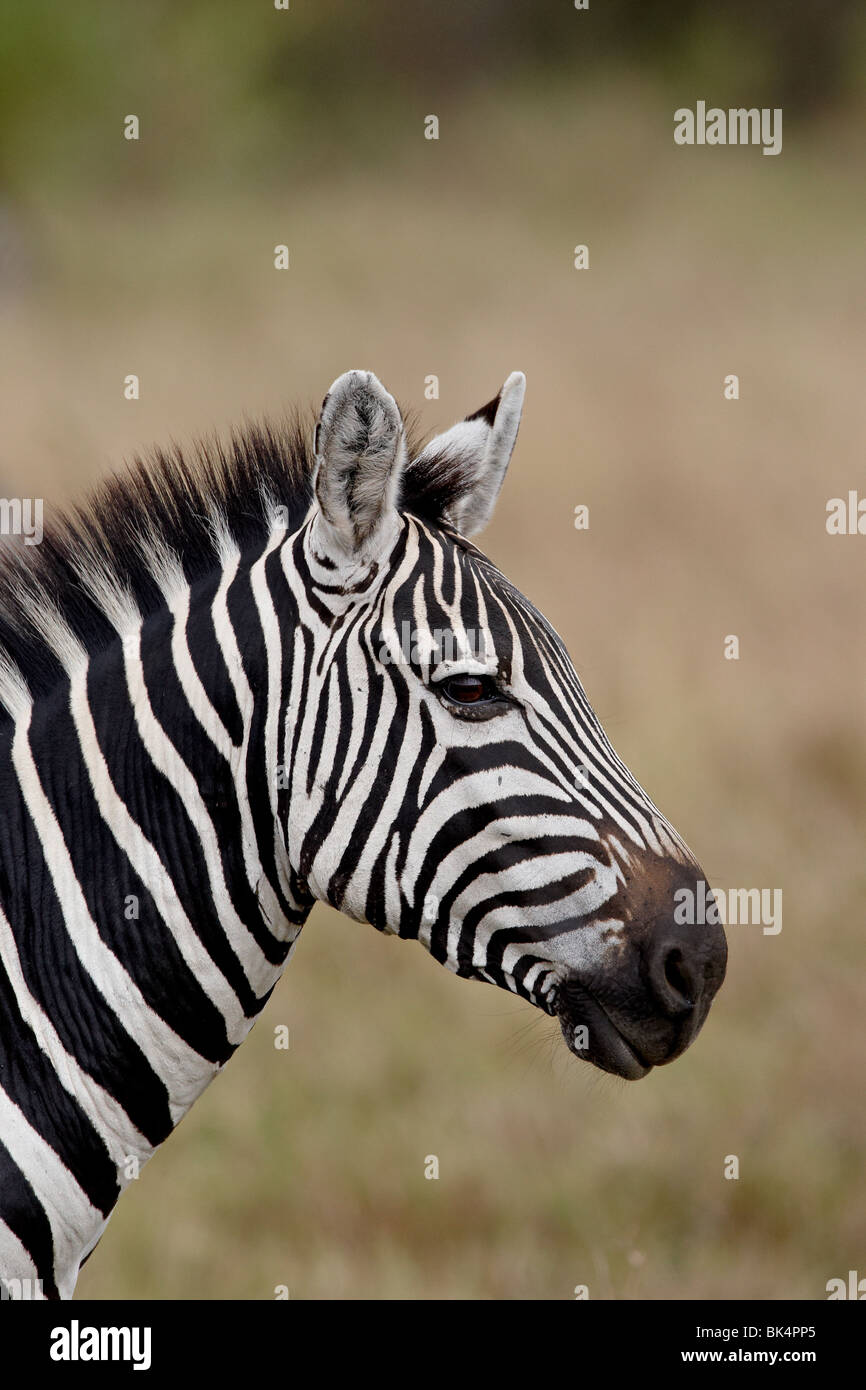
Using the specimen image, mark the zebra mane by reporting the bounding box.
[0,404,469,715]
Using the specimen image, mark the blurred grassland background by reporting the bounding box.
[1,1,864,1298]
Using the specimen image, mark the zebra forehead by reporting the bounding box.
[381,544,563,677]
[384,537,597,715]
[399,525,549,626]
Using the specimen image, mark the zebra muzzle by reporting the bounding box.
[554,888,728,1080]
[556,979,655,1081]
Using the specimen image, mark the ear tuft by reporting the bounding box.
[465,392,502,428]
[313,370,407,555]
[406,371,526,538]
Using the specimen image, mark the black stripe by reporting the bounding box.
[9,695,173,1144]
[0,1138,60,1298]
[184,567,244,746]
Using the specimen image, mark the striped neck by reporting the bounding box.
[0,524,318,1294]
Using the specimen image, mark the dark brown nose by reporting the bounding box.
[643,918,727,1022]
[609,859,728,1068]
[628,862,728,1066]
[557,857,728,1079]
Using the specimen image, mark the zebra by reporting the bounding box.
[0,369,726,1299]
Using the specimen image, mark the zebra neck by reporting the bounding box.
[0,534,321,1296]
[0,545,315,1218]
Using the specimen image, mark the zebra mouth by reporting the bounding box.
[555,982,653,1081]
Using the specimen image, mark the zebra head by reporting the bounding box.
[289,370,727,1079]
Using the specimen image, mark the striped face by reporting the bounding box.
[291,371,727,1079]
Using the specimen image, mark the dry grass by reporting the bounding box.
[1,81,863,1299]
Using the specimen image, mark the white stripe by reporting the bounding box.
[0,1086,99,1300]
[0,656,31,721]
[211,547,250,716]
[208,549,298,919]
[0,1220,41,1290]
[249,527,297,914]
[170,585,235,761]
[212,548,302,920]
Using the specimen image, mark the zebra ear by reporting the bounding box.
[312,370,408,556]
[411,371,526,538]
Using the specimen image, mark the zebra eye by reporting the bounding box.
[438,674,497,705]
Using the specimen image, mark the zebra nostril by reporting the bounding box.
[646,940,698,1017]
[663,949,693,1005]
